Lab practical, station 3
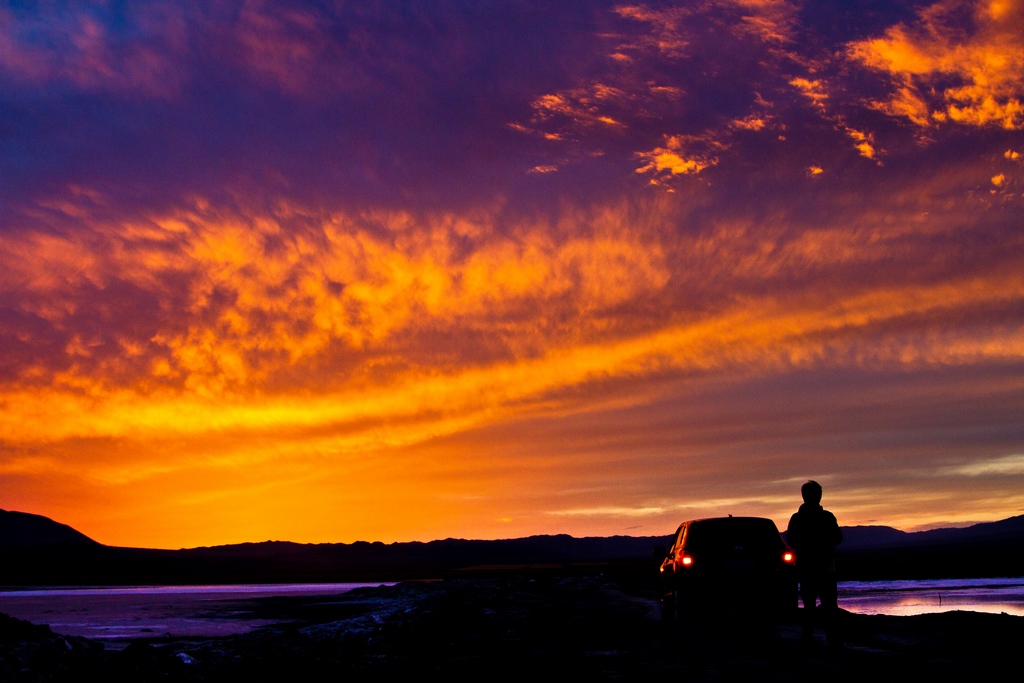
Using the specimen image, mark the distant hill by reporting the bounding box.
[0,509,100,548]
[0,509,674,585]
[778,514,1024,551]
[3,509,1024,585]
[831,525,910,549]
[906,515,1024,546]
[830,515,1024,581]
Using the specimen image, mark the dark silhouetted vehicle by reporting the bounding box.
[657,516,796,621]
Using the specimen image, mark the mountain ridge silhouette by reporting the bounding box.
[4,509,1023,585]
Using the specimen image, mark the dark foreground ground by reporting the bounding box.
[4,576,1024,682]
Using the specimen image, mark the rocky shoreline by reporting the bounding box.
[4,576,1024,681]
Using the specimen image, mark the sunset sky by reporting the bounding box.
[2,0,1023,549]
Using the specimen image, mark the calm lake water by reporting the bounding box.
[2,578,1023,646]
[838,577,1024,617]
[0,583,389,644]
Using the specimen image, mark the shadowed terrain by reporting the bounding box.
[4,577,1024,682]
[3,510,1023,680]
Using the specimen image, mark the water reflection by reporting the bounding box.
[0,583,388,645]
[839,577,1024,617]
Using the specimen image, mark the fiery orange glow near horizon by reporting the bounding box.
[2,0,1024,548]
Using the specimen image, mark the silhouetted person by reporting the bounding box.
[787,480,842,649]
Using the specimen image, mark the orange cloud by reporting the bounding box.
[613,5,691,58]
[4,246,1022,546]
[5,259,1022,447]
[0,200,673,396]
[849,0,1024,129]
[789,78,886,160]
[616,0,797,50]
[635,135,717,184]
[730,0,798,44]
[732,115,769,131]
[790,77,829,107]
[845,127,881,161]
[3,195,1021,451]
[4,188,1022,545]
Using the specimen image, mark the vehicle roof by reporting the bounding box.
[679,516,776,524]
[671,516,781,537]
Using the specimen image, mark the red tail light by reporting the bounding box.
[782,550,794,563]
[680,555,694,567]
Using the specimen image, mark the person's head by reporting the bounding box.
[801,480,823,505]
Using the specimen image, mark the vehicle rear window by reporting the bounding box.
[684,518,783,554]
